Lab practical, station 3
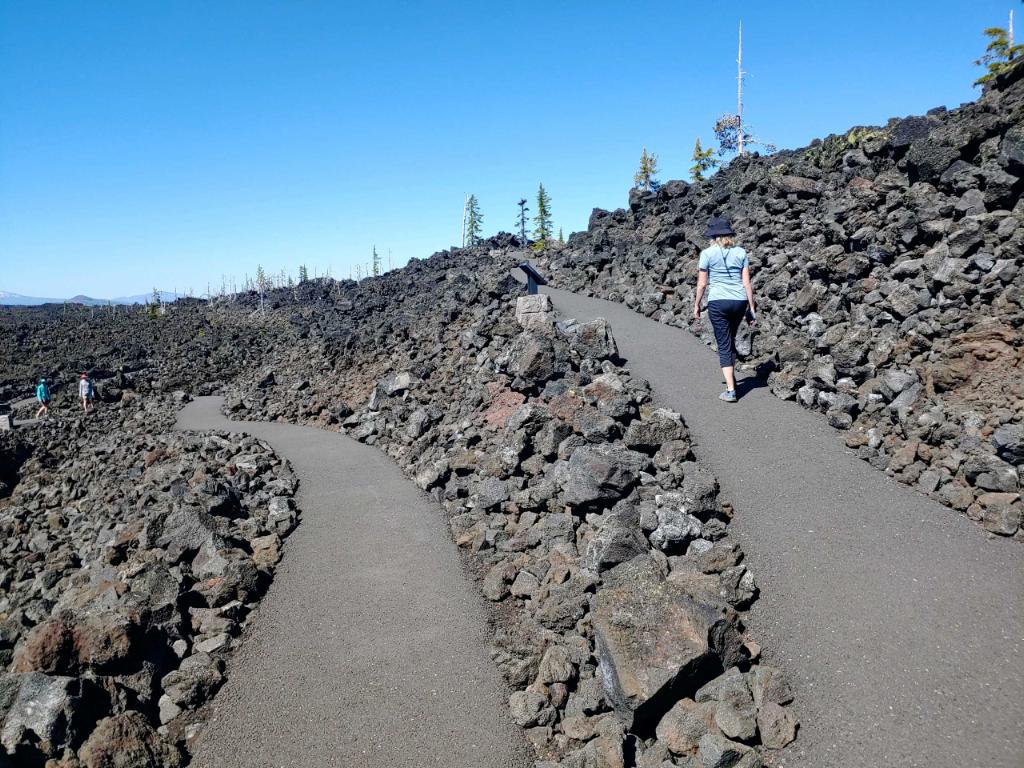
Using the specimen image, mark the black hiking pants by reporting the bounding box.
[708,299,748,368]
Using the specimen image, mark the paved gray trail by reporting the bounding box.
[176,397,530,768]
[545,287,1024,768]
[9,396,43,427]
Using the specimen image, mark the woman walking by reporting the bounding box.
[693,217,757,402]
[35,377,52,418]
[79,372,95,412]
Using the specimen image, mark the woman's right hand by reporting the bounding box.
[693,304,701,321]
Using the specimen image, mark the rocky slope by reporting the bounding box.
[225,246,798,767]
[6,63,1018,765]
[0,392,298,766]
[540,65,1024,538]
[0,298,288,406]
[2,241,798,767]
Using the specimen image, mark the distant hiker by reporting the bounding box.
[693,217,757,403]
[79,372,95,412]
[35,377,52,418]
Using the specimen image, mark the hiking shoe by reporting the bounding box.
[719,390,737,403]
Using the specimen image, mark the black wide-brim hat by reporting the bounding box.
[703,217,736,238]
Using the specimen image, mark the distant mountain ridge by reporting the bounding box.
[0,290,183,306]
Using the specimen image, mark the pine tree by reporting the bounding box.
[532,184,553,249]
[465,195,483,246]
[298,264,309,283]
[975,13,1023,86]
[517,199,529,246]
[372,246,381,276]
[690,138,718,182]
[633,147,661,191]
[558,227,565,244]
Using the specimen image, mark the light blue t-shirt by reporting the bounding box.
[699,245,748,302]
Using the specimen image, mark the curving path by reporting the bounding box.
[544,287,1024,768]
[176,397,530,768]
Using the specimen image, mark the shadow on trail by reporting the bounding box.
[736,361,774,400]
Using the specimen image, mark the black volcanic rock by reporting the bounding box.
[0,398,298,764]
[541,67,1024,538]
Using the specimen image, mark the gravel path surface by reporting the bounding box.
[176,397,531,768]
[545,286,1024,768]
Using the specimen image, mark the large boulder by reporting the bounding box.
[11,618,75,675]
[471,477,510,512]
[71,611,139,673]
[190,545,262,606]
[998,124,1024,173]
[623,409,687,453]
[562,317,619,360]
[963,454,1018,493]
[79,710,183,768]
[591,575,745,725]
[648,494,704,553]
[561,444,650,509]
[0,672,91,759]
[500,331,558,387]
[992,423,1024,466]
[695,667,756,741]
[679,464,721,519]
[155,506,226,563]
[756,701,798,749]
[905,137,960,182]
[11,611,139,676]
[655,698,717,756]
[583,514,649,572]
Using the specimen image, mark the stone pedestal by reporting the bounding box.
[515,293,554,333]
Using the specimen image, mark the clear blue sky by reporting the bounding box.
[0,0,1014,297]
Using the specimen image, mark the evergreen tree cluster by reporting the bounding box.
[456,186,559,252]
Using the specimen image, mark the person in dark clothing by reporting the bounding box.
[693,217,757,402]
